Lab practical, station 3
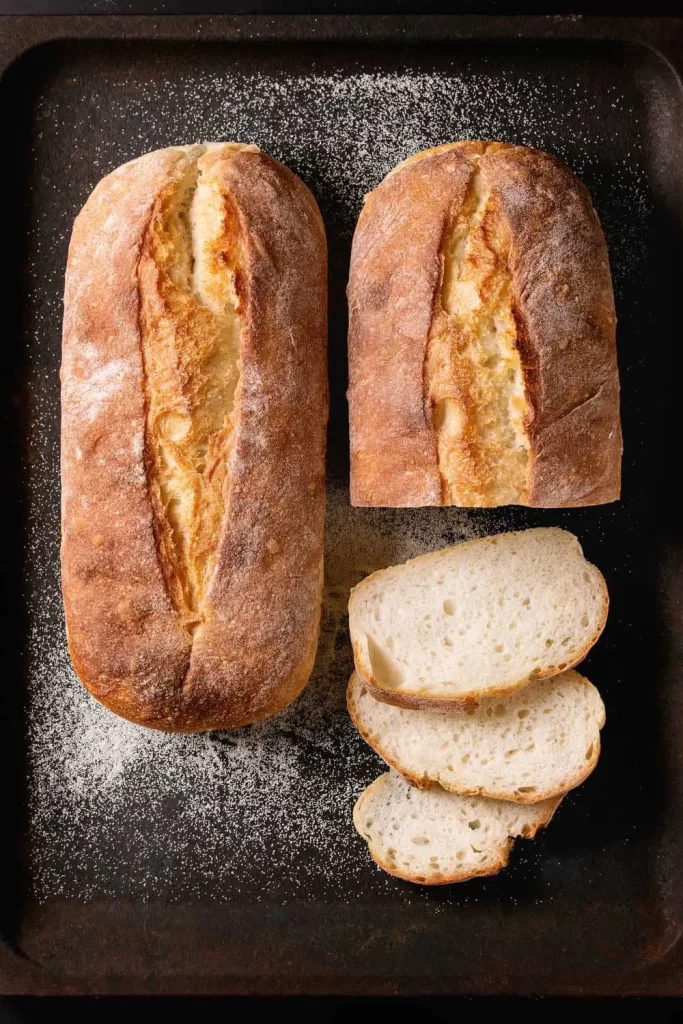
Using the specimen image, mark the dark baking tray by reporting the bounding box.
[2,13,683,997]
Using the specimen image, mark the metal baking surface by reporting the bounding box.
[1,14,683,996]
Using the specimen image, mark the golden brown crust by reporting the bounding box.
[347,146,477,506]
[61,144,328,731]
[356,670,479,712]
[347,141,621,508]
[479,145,621,506]
[346,672,603,804]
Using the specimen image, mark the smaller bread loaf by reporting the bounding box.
[347,669,605,803]
[348,528,607,709]
[347,141,621,508]
[353,770,561,885]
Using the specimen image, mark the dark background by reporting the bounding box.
[1,1,682,1019]
[0,995,680,1022]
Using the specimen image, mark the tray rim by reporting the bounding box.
[1,11,683,997]
[1,12,683,65]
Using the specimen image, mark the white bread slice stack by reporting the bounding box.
[348,669,605,804]
[353,771,561,885]
[348,528,607,709]
[349,528,608,884]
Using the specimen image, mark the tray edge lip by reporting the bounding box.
[2,13,683,85]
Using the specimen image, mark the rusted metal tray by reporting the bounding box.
[1,13,683,996]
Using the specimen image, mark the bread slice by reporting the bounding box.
[348,528,607,709]
[348,669,605,803]
[353,770,561,884]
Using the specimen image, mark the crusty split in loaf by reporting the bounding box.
[61,143,328,731]
[348,140,621,508]
[348,669,605,802]
[353,771,561,884]
[348,528,607,708]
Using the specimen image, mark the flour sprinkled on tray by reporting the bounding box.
[24,57,648,902]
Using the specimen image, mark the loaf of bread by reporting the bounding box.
[348,528,607,709]
[347,669,605,803]
[347,141,621,508]
[61,144,328,731]
[353,770,561,884]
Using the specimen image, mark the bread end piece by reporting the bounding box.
[353,771,561,885]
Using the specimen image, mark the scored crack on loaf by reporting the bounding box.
[347,140,622,508]
[61,143,328,731]
[348,528,608,709]
[347,669,605,803]
[139,153,245,625]
[353,770,561,884]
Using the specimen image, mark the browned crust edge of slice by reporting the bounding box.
[346,672,603,804]
[352,774,562,885]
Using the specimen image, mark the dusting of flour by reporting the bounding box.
[23,54,649,902]
[28,484,490,901]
